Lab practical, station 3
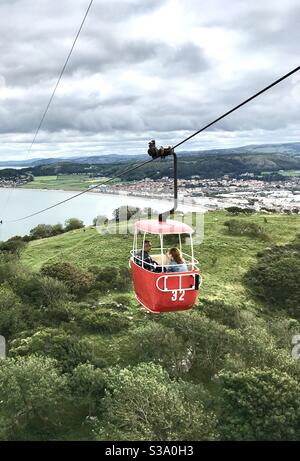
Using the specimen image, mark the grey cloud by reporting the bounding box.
[0,0,299,160]
[91,0,166,22]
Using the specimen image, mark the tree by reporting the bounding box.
[231,323,299,376]
[92,215,108,227]
[64,218,84,232]
[29,224,55,240]
[218,367,300,441]
[93,363,218,441]
[0,356,67,440]
[51,223,64,235]
[112,206,140,222]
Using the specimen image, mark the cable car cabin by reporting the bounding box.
[130,219,202,314]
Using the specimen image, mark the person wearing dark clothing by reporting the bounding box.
[134,240,156,271]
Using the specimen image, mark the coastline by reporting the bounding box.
[16,185,176,202]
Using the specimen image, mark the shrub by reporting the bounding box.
[122,323,192,377]
[14,274,69,308]
[93,363,218,441]
[69,364,106,415]
[245,241,300,318]
[218,368,300,440]
[90,266,132,293]
[0,355,67,440]
[225,206,255,215]
[29,224,56,240]
[27,223,64,241]
[9,328,96,372]
[112,206,140,222]
[79,308,132,334]
[0,238,27,256]
[0,283,24,338]
[41,261,95,295]
[112,294,134,309]
[0,257,20,284]
[92,215,108,227]
[51,223,64,235]
[64,218,84,232]
[161,312,243,380]
[42,301,78,325]
[224,219,271,241]
[200,299,244,329]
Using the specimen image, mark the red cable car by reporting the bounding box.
[129,142,202,314]
[130,219,202,314]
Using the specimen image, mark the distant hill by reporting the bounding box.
[11,151,299,182]
[1,142,300,168]
[0,154,142,168]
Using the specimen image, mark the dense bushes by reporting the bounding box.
[93,363,218,441]
[0,283,24,338]
[2,217,85,245]
[89,266,132,293]
[29,224,63,240]
[245,238,300,318]
[78,307,132,334]
[218,368,300,440]
[224,219,271,241]
[112,206,140,222]
[14,274,69,307]
[0,356,67,440]
[41,261,95,295]
[69,364,106,415]
[0,237,27,256]
[120,323,190,377]
[0,213,299,441]
[9,328,97,373]
[225,206,256,215]
[64,218,84,232]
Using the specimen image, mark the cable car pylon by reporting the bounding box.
[147,140,178,222]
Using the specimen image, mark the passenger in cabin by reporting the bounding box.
[135,239,156,271]
[166,247,188,273]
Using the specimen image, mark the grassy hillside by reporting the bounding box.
[21,210,300,308]
[0,209,299,441]
[20,174,109,191]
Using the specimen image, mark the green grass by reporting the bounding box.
[20,174,110,191]
[21,211,300,308]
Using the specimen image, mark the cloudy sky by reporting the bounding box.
[0,0,300,160]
